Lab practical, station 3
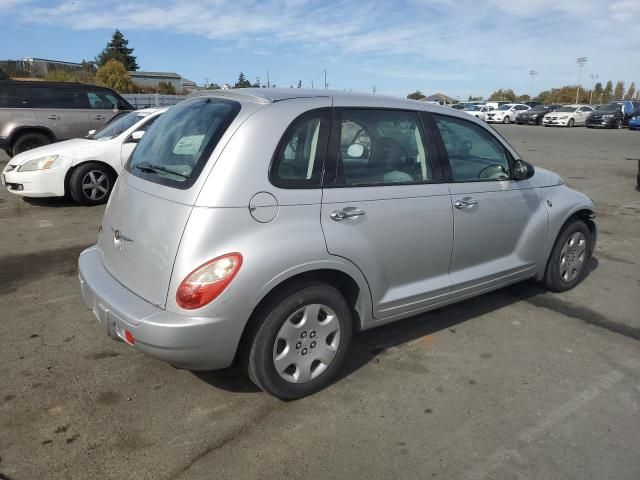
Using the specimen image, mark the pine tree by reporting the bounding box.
[625,82,636,100]
[96,30,139,71]
[234,72,251,88]
[602,81,613,103]
[613,81,625,101]
[593,81,603,103]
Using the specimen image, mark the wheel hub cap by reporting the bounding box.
[559,232,587,282]
[272,304,341,384]
[81,170,109,201]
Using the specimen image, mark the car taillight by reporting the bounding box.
[176,253,243,310]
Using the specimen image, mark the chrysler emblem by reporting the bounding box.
[111,227,133,243]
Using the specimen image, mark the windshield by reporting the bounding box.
[126,98,240,189]
[530,106,546,112]
[557,107,577,113]
[90,111,152,140]
[464,105,480,111]
[497,104,512,111]
[599,103,621,112]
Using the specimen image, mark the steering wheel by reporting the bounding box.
[478,164,508,180]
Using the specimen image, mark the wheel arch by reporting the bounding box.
[234,266,373,366]
[10,126,56,148]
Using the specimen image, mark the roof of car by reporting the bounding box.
[187,88,456,113]
[134,107,167,114]
[0,80,116,90]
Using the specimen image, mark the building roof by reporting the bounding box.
[22,57,82,66]
[128,71,181,79]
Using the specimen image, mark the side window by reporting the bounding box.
[47,90,87,109]
[434,114,511,182]
[337,109,431,186]
[87,91,118,109]
[136,114,159,133]
[270,110,329,188]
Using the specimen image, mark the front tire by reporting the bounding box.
[543,219,591,292]
[614,119,622,129]
[568,118,575,127]
[244,283,353,399]
[503,116,511,124]
[68,163,114,206]
[11,132,51,156]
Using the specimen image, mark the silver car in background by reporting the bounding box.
[79,89,597,399]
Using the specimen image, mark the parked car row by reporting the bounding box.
[457,99,640,129]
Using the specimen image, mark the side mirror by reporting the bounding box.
[87,129,96,136]
[129,131,145,143]
[513,159,534,180]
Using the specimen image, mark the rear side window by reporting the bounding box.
[336,109,432,186]
[126,98,240,189]
[0,86,89,108]
[270,109,330,188]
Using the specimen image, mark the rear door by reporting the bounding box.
[431,113,548,299]
[31,87,92,140]
[321,107,453,320]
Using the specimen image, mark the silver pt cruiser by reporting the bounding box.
[79,89,596,399]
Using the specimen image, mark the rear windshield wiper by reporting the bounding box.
[135,162,189,179]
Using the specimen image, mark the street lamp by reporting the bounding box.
[529,70,537,99]
[576,57,587,103]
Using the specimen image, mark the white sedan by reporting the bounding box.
[485,103,530,124]
[2,108,165,205]
[464,105,495,121]
[542,105,594,127]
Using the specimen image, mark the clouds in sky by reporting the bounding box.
[2,0,639,96]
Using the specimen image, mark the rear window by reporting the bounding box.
[126,98,240,189]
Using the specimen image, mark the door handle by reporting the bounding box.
[47,114,59,120]
[92,115,104,120]
[330,208,366,221]
[454,198,478,209]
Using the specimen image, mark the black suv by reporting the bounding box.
[516,104,562,125]
[0,81,133,156]
[586,101,640,129]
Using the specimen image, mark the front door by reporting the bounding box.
[431,113,548,299]
[321,107,453,321]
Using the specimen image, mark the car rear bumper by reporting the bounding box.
[78,246,250,371]
[2,167,66,197]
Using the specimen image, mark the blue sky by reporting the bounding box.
[1,0,639,98]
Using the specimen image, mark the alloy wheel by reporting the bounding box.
[81,170,110,202]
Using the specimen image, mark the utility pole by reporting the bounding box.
[529,70,537,99]
[576,57,587,103]
[372,85,377,95]
[204,77,210,88]
[266,69,270,88]
[324,69,327,89]
[589,73,598,105]
[311,81,314,89]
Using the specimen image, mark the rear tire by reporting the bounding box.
[244,282,353,399]
[543,219,591,292]
[69,163,115,206]
[11,132,51,156]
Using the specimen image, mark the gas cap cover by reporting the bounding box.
[249,192,279,223]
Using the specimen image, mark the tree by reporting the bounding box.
[407,90,426,100]
[45,70,75,82]
[206,83,221,90]
[625,82,636,100]
[488,89,516,101]
[593,82,603,103]
[602,81,613,103]
[157,81,176,94]
[96,30,139,71]
[516,94,530,102]
[297,80,302,88]
[234,72,251,88]
[613,81,625,100]
[0,67,9,80]
[95,59,132,92]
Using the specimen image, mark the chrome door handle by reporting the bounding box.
[47,114,58,120]
[454,198,478,209]
[330,208,366,221]
[92,115,104,120]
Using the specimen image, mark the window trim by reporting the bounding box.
[268,108,331,189]
[323,107,445,188]
[430,112,519,183]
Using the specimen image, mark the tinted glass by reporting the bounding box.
[270,110,328,188]
[126,98,240,189]
[337,109,431,186]
[87,91,120,109]
[435,114,510,182]
[557,107,577,112]
[497,105,512,110]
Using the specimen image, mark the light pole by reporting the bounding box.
[576,57,587,103]
[529,70,537,99]
[589,74,599,105]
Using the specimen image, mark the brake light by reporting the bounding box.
[176,253,243,310]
